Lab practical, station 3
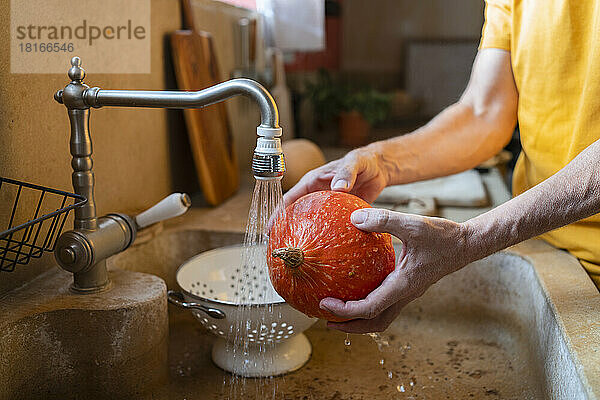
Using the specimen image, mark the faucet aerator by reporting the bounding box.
[252,128,285,180]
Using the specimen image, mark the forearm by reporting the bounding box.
[367,100,515,185]
[362,49,517,187]
[464,139,600,261]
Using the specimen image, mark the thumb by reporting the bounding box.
[330,162,359,192]
[351,208,412,239]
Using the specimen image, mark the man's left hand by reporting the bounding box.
[319,208,474,333]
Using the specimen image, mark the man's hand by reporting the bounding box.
[320,208,473,334]
[283,145,390,207]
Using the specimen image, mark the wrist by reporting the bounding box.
[459,220,481,265]
[362,140,394,187]
[460,215,501,264]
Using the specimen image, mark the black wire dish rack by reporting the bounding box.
[0,177,86,272]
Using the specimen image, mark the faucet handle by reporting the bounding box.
[135,193,191,229]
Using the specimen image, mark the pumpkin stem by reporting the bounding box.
[272,247,304,268]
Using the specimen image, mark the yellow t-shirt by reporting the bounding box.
[480,0,600,285]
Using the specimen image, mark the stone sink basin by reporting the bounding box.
[110,226,599,400]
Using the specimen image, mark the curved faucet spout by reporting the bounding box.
[83,78,280,129]
[53,56,285,293]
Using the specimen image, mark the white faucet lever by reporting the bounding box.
[135,193,191,229]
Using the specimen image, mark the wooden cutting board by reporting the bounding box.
[376,169,488,207]
[170,30,239,206]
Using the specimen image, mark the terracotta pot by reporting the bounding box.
[339,110,370,147]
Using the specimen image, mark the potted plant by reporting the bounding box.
[305,70,392,147]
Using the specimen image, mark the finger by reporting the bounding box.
[319,269,406,320]
[330,156,365,192]
[351,177,384,204]
[327,300,408,334]
[283,172,334,207]
[350,208,419,241]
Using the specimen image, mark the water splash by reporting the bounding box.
[224,178,285,400]
[344,333,351,347]
[366,332,390,352]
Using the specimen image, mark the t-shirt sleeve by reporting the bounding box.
[479,0,512,50]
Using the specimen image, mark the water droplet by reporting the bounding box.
[344,333,351,347]
[388,371,393,379]
[379,358,385,366]
[397,384,405,393]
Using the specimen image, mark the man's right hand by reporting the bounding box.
[284,48,518,209]
[283,145,390,207]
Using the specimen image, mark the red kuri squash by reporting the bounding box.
[267,191,396,321]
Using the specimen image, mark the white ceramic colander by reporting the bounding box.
[168,244,317,377]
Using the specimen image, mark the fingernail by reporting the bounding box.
[351,209,367,224]
[332,179,348,190]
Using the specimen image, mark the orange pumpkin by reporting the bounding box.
[267,191,395,321]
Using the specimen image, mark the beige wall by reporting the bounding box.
[0,0,188,294]
[342,0,484,83]
[0,0,268,295]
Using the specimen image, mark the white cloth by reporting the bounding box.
[258,0,325,51]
